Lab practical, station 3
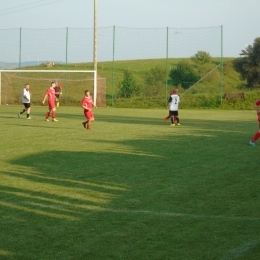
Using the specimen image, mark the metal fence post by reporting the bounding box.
[112,25,115,105]
[165,27,169,107]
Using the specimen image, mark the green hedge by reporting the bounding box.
[109,91,260,110]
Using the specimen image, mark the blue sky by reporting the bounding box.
[0,0,259,57]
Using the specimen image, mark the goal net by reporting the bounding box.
[0,70,106,107]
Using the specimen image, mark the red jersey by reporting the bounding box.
[46,88,55,102]
[255,100,260,106]
[82,96,93,110]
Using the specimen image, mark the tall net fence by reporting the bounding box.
[0,26,222,107]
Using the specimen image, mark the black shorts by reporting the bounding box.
[169,110,178,116]
[55,94,60,99]
[23,103,31,109]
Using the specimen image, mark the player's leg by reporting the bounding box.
[164,112,171,123]
[55,94,60,108]
[45,107,51,121]
[26,104,31,119]
[169,111,175,126]
[87,118,94,130]
[85,111,94,130]
[52,107,58,122]
[175,111,180,125]
[249,120,260,146]
[18,104,27,118]
[82,110,89,128]
[250,131,260,146]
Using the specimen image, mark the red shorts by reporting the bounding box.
[48,101,55,109]
[84,110,94,119]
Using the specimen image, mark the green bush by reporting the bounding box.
[109,91,260,110]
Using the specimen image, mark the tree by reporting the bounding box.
[169,60,200,89]
[118,70,140,98]
[233,37,260,88]
[191,51,212,64]
[146,67,165,85]
[145,67,166,96]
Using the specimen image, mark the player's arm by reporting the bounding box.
[23,94,30,101]
[82,105,88,110]
[42,94,47,104]
[167,97,172,109]
[82,103,89,110]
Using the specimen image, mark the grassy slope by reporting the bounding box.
[2,58,248,108]
[0,106,260,259]
[16,58,245,91]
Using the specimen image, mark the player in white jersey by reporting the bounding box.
[18,83,31,119]
[167,88,180,126]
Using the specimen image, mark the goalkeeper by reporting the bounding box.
[54,80,63,107]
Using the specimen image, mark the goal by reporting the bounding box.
[0,70,106,106]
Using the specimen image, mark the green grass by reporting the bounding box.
[1,106,260,259]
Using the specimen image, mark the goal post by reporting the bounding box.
[0,70,98,106]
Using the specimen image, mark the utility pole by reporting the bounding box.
[93,0,98,105]
[94,0,98,73]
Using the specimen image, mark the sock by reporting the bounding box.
[27,114,30,118]
[252,132,260,142]
[174,116,177,124]
[166,115,171,119]
[20,109,26,114]
[46,111,50,119]
[176,117,179,123]
[52,111,56,118]
[171,117,174,124]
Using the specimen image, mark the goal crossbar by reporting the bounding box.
[0,70,97,105]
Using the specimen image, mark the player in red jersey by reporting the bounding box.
[81,90,97,130]
[42,82,58,122]
[249,100,260,146]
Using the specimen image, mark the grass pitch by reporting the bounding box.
[0,106,260,260]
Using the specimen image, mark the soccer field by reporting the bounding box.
[1,106,260,260]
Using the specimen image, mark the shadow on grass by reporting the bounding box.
[1,117,260,259]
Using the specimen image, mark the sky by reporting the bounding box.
[0,0,259,58]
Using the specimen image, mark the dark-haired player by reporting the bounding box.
[81,90,97,130]
[42,82,58,122]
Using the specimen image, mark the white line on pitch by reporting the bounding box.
[220,239,259,260]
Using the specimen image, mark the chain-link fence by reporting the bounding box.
[0,26,223,106]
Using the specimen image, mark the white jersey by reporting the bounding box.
[168,94,180,111]
[22,88,30,103]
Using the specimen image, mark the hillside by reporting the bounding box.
[1,58,250,108]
